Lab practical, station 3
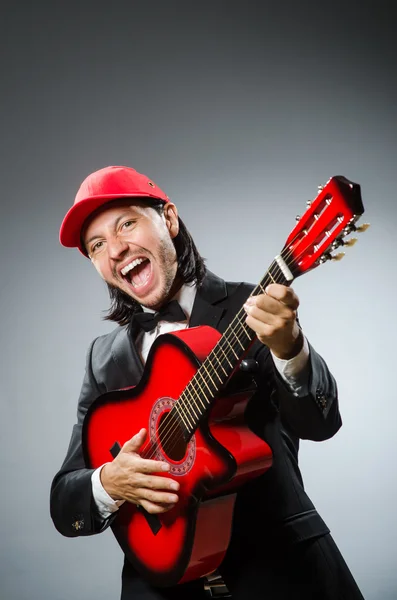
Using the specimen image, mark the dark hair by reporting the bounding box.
[103,202,206,326]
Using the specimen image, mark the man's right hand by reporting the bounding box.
[100,428,180,514]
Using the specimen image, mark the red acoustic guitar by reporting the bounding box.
[82,176,367,587]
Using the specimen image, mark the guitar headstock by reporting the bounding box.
[283,176,368,277]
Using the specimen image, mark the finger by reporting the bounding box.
[245,313,284,340]
[264,284,300,309]
[136,488,179,506]
[122,428,148,454]
[244,301,295,325]
[139,499,175,514]
[245,293,291,318]
[137,457,171,474]
[137,474,180,492]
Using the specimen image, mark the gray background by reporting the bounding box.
[1,1,396,599]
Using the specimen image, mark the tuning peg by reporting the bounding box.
[319,253,332,264]
[331,252,345,261]
[355,223,370,233]
[343,237,358,247]
[317,185,324,192]
[296,214,301,221]
[306,200,312,207]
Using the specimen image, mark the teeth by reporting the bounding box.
[121,257,146,276]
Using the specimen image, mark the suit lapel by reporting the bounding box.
[189,270,227,329]
[110,326,144,387]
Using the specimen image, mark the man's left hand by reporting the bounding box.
[243,283,303,359]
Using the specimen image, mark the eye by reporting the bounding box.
[91,240,104,254]
[121,219,135,229]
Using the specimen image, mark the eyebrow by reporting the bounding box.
[85,211,137,246]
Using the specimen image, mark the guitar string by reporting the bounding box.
[139,214,346,463]
[160,190,351,443]
[139,243,299,462]
[139,234,312,462]
[138,227,322,461]
[138,257,287,463]
[147,193,346,453]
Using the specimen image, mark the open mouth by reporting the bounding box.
[120,257,152,289]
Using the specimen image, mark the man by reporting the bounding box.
[50,165,364,599]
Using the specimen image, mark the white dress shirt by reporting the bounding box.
[92,282,310,518]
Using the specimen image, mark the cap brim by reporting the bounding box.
[59,193,165,254]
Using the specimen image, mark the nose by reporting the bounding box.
[107,235,129,260]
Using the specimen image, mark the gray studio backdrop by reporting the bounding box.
[1,2,396,599]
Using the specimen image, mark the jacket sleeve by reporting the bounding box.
[50,339,117,537]
[254,339,342,442]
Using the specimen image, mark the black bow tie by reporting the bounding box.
[134,300,187,333]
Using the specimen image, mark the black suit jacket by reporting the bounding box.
[50,271,341,595]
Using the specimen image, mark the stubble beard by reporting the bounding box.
[115,237,179,310]
[146,237,179,310]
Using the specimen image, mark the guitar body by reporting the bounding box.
[82,325,273,587]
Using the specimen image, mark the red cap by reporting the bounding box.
[59,165,169,254]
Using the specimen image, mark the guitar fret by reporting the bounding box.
[216,343,233,369]
[229,327,245,350]
[184,383,204,416]
[173,401,193,430]
[239,317,253,342]
[196,369,214,397]
[207,348,227,381]
[191,375,210,407]
[223,338,239,360]
[201,362,219,392]
[181,390,200,420]
[206,369,219,395]
[216,340,237,372]
[206,355,231,388]
[254,259,292,295]
[187,383,207,411]
[206,356,225,381]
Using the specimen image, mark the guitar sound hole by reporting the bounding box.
[158,411,187,462]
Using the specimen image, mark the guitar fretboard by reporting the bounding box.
[171,255,295,439]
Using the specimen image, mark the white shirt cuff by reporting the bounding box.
[271,335,310,396]
[91,464,125,519]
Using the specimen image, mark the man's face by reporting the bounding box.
[83,200,179,310]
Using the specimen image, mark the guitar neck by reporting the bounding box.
[173,254,296,439]
[171,175,367,441]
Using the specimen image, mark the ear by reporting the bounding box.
[163,202,179,239]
